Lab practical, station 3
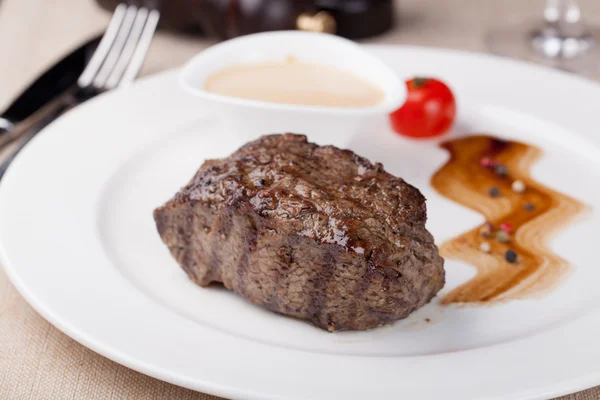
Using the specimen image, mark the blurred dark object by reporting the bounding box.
[314,0,393,39]
[95,0,394,39]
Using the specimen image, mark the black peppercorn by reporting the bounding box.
[505,250,518,263]
[494,165,508,177]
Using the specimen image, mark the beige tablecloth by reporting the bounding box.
[0,0,599,398]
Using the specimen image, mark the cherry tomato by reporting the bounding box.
[390,77,456,138]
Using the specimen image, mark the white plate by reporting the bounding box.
[1,46,600,400]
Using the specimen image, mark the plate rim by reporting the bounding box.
[2,44,600,400]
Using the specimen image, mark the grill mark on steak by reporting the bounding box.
[272,243,293,310]
[238,214,258,300]
[154,134,445,331]
[308,248,336,330]
[207,215,222,286]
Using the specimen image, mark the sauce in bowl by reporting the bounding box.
[204,58,385,108]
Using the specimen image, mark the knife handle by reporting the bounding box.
[0,117,17,147]
[0,91,70,150]
[0,95,77,180]
[0,117,15,132]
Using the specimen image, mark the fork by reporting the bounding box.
[0,4,160,178]
[78,3,160,91]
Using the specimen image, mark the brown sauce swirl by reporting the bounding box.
[431,135,588,304]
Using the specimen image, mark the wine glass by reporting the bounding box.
[486,0,600,76]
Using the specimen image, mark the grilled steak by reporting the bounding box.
[154,134,444,331]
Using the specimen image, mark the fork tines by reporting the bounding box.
[78,4,160,91]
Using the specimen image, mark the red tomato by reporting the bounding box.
[390,77,456,138]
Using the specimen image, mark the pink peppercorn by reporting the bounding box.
[500,223,513,234]
[480,157,494,167]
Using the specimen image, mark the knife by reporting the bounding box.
[0,90,80,178]
[0,35,100,143]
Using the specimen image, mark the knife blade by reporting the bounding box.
[0,35,100,132]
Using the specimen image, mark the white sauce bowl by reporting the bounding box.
[179,31,406,146]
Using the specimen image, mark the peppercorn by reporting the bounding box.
[494,164,508,177]
[489,186,500,197]
[496,230,510,243]
[479,222,493,238]
[512,179,526,193]
[480,157,494,167]
[505,250,518,263]
[500,223,513,234]
[479,242,491,253]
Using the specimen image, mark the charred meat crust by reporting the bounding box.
[154,133,444,331]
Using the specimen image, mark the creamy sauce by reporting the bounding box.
[431,135,588,304]
[204,58,384,108]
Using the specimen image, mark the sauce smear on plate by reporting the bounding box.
[431,135,588,304]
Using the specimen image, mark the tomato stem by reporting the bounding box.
[412,77,430,88]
